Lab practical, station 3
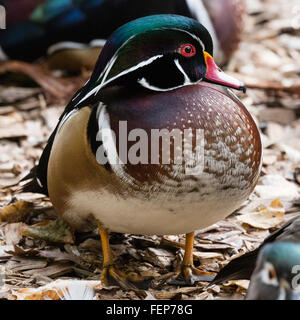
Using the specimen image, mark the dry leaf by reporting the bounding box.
[224,280,250,292]
[237,199,285,229]
[23,263,73,278]
[193,252,223,261]
[255,175,299,202]
[21,219,74,244]
[0,245,14,259]
[5,245,39,257]
[143,248,175,268]
[0,87,41,104]
[0,201,33,223]
[7,257,48,272]
[4,223,24,245]
[39,247,81,264]
[152,287,202,299]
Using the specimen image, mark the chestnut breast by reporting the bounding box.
[100,82,262,195]
[47,83,262,234]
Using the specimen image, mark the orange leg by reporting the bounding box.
[174,232,215,284]
[98,221,151,290]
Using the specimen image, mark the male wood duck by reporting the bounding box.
[20,14,262,288]
[213,216,300,299]
[0,0,246,66]
[246,242,300,300]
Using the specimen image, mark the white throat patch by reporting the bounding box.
[138,58,195,92]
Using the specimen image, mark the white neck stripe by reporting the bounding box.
[174,58,191,84]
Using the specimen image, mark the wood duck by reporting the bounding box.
[0,0,246,66]
[246,242,300,300]
[213,217,300,299]
[20,14,262,288]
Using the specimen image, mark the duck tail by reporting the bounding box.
[211,249,258,285]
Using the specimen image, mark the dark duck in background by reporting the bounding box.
[0,0,246,66]
[213,217,300,300]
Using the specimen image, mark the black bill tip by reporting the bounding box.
[239,84,247,93]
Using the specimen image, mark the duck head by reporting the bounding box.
[247,242,300,300]
[73,14,245,107]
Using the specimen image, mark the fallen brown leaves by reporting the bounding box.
[237,199,285,229]
[0,61,88,104]
[21,219,74,244]
[0,201,33,223]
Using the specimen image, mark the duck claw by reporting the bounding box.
[166,265,215,286]
[101,265,153,290]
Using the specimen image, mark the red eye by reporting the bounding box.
[180,43,196,57]
[268,267,277,280]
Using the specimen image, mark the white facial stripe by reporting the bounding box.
[72,91,82,102]
[75,55,117,106]
[260,262,278,287]
[72,79,91,102]
[103,54,163,86]
[100,55,118,85]
[167,27,205,51]
[96,35,136,83]
[174,59,191,84]
[76,54,163,106]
